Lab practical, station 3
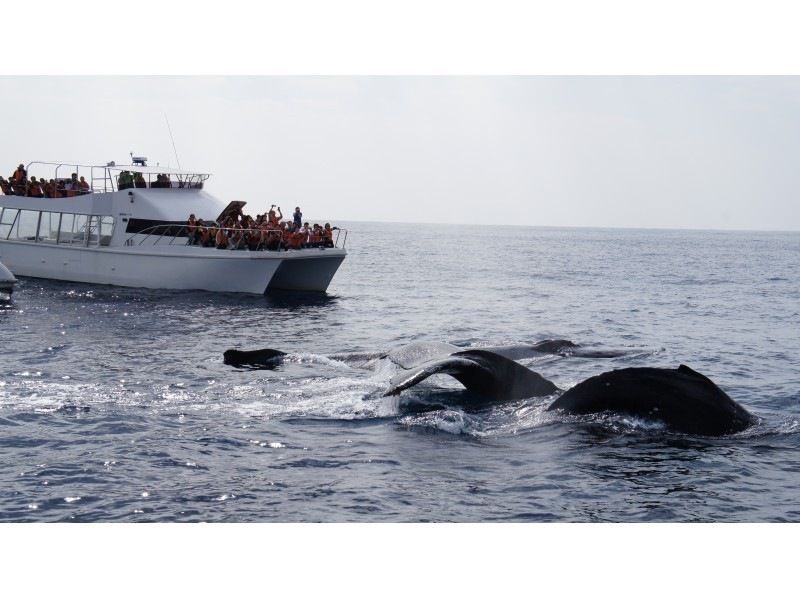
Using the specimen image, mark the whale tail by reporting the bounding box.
[384,349,559,401]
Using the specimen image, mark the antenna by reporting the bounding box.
[164,113,182,170]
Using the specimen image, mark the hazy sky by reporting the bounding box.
[1,76,798,230]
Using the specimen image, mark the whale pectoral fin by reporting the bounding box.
[223,348,287,369]
[384,349,559,402]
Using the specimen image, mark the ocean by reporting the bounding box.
[1,223,799,522]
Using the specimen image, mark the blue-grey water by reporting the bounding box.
[1,223,799,522]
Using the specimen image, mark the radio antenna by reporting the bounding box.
[164,113,182,170]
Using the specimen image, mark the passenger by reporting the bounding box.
[287,223,300,248]
[118,171,134,190]
[0,176,12,195]
[27,176,44,198]
[78,176,91,194]
[205,223,218,247]
[134,172,147,188]
[268,205,282,226]
[11,171,26,195]
[12,164,26,183]
[293,206,302,228]
[63,176,78,198]
[187,214,198,244]
[195,219,208,246]
[311,222,323,247]
[246,224,260,251]
[323,223,336,247]
[230,219,244,249]
[44,179,61,199]
[215,225,228,249]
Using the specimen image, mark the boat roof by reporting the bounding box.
[26,161,210,177]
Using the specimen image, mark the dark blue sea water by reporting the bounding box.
[1,223,799,522]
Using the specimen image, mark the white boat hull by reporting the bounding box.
[0,241,345,293]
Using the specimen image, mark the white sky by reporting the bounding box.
[0,76,798,230]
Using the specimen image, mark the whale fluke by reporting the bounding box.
[384,349,559,401]
[547,364,757,436]
[223,348,287,369]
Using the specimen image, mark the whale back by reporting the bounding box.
[223,348,287,369]
[548,365,757,436]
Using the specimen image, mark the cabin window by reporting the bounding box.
[58,213,89,245]
[87,215,115,246]
[98,216,115,245]
[38,211,61,243]
[0,208,19,240]
[9,210,40,241]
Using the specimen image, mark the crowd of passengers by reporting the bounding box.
[186,205,339,251]
[0,164,90,197]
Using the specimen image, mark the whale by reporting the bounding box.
[381,345,559,401]
[222,342,757,435]
[222,339,621,370]
[547,365,757,436]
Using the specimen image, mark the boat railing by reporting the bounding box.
[20,161,210,195]
[334,227,348,248]
[124,224,348,251]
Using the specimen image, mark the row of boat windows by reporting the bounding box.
[0,208,115,246]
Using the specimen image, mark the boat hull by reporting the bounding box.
[0,241,345,294]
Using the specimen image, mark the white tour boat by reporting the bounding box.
[0,159,347,293]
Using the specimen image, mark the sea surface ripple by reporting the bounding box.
[1,223,799,521]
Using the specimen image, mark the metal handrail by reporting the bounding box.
[24,161,210,195]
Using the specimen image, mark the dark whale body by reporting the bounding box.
[222,342,757,436]
[222,339,615,370]
[383,347,558,401]
[548,365,757,436]
[223,348,286,369]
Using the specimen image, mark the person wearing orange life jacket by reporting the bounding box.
[215,225,229,249]
[12,164,26,183]
[78,176,91,194]
[285,224,303,250]
[0,176,12,195]
[206,223,218,247]
[27,176,44,198]
[323,223,336,247]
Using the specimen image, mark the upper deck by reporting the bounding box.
[23,160,210,194]
[0,159,226,222]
